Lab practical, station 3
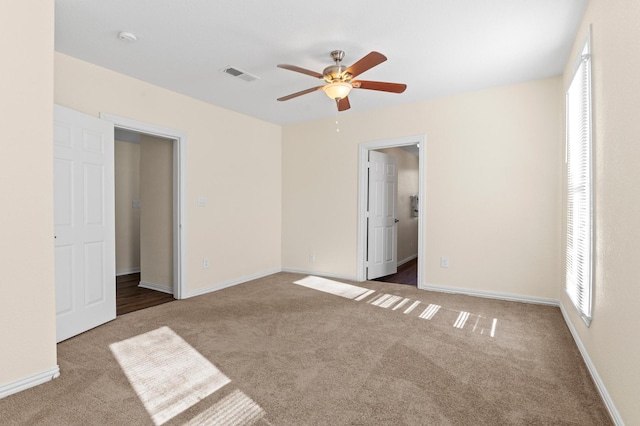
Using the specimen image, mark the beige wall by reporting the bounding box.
[55,53,282,293]
[140,135,173,290]
[561,1,640,423]
[377,147,419,263]
[115,141,141,274]
[283,76,563,300]
[0,1,57,387]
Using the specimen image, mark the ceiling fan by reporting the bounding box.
[277,50,407,111]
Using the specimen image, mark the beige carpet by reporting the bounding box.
[0,272,612,425]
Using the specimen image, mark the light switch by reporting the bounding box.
[132,200,141,209]
[197,196,206,207]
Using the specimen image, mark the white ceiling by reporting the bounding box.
[55,0,588,126]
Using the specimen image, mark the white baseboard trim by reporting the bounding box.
[559,302,624,425]
[186,268,282,298]
[418,283,560,306]
[0,366,60,399]
[138,281,173,295]
[281,268,358,283]
[116,267,140,276]
[397,254,418,267]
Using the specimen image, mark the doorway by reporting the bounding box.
[357,135,425,287]
[101,113,188,302]
[371,145,419,286]
[114,129,176,314]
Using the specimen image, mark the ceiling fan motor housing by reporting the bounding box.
[323,65,352,83]
[323,50,352,83]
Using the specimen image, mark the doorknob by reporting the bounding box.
[394,219,399,223]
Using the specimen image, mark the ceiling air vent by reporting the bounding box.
[221,66,260,82]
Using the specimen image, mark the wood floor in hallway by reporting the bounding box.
[116,273,175,315]
[372,257,418,286]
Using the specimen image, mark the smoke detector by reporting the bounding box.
[118,31,137,42]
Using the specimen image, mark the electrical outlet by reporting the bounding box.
[309,253,316,263]
[203,258,209,269]
[440,256,449,268]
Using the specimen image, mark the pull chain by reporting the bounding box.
[335,100,340,132]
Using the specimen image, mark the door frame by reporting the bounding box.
[357,134,426,287]
[100,113,188,299]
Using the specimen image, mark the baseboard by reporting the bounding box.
[138,281,173,295]
[418,283,560,306]
[116,267,140,276]
[559,303,624,425]
[0,366,60,399]
[397,254,418,267]
[280,268,358,282]
[186,268,282,298]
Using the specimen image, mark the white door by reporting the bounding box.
[367,150,398,280]
[54,105,115,342]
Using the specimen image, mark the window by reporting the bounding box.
[565,35,593,326]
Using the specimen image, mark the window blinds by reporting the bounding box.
[565,40,592,325]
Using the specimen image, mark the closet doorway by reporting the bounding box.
[115,129,176,314]
[100,113,188,314]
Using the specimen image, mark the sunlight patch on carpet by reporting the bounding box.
[294,276,371,299]
[404,300,421,314]
[183,390,265,426]
[354,289,375,301]
[419,304,441,320]
[453,311,470,329]
[292,276,499,337]
[110,326,231,425]
[370,294,404,308]
[392,298,411,311]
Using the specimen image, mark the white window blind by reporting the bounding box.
[565,37,593,326]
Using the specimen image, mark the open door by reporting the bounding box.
[367,150,398,280]
[54,105,115,342]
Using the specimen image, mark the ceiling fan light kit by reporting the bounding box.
[277,50,407,111]
[323,82,352,100]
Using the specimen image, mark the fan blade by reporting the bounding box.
[345,52,387,78]
[337,96,351,111]
[277,86,324,101]
[352,80,407,93]
[277,64,323,79]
